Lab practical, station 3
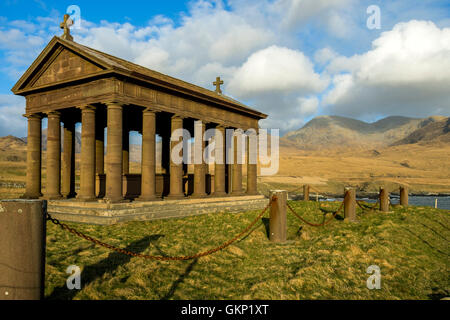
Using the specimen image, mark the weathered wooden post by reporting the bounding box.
[344,187,356,222]
[303,184,310,201]
[269,190,287,243]
[400,186,408,206]
[379,187,390,212]
[0,200,46,300]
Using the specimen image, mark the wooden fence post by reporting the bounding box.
[303,185,310,201]
[0,200,46,300]
[379,187,390,212]
[269,190,287,243]
[400,186,408,206]
[344,187,356,222]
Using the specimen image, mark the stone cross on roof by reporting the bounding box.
[60,14,74,41]
[213,76,224,94]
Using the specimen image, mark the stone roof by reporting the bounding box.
[12,36,266,120]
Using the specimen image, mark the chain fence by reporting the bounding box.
[46,201,271,261]
[287,198,345,227]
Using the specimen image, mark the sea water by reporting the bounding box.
[324,196,450,210]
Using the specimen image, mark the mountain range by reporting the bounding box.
[283,115,450,150]
[1,115,449,158]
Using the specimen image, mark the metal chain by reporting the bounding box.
[356,199,380,212]
[286,200,344,227]
[46,202,271,261]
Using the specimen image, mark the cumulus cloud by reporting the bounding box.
[228,46,328,97]
[0,95,26,137]
[1,1,449,139]
[323,20,450,119]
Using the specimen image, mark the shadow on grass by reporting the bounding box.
[262,218,270,238]
[46,234,164,300]
[428,287,450,300]
[161,259,198,300]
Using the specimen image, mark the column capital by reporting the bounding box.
[215,123,227,130]
[171,113,184,120]
[143,107,159,114]
[78,105,96,112]
[23,113,43,120]
[46,110,61,118]
[105,102,123,110]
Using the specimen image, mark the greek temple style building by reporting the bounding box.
[12,18,267,218]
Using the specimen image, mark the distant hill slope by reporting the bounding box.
[391,117,450,146]
[284,115,448,150]
[0,135,27,151]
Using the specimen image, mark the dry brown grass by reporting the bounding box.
[261,143,450,194]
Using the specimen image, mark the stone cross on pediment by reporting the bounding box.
[60,14,74,41]
[213,76,224,94]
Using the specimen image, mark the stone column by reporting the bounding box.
[213,125,226,197]
[95,120,105,175]
[105,103,123,202]
[122,123,129,175]
[61,119,76,198]
[231,130,243,195]
[193,120,206,198]
[22,114,42,199]
[138,108,157,201]
[95,117,105,198]
[167,115,184,199]
[246,130,258,195]
[77,106,96,200]
[45,111,62,199]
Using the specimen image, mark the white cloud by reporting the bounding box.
[324,20,450,119]
[272,0,353,29]
[1,1,449,139]
[228,45,328,97]
[314,47,338,65]
[298,96,319,116]
[0,95,26,137]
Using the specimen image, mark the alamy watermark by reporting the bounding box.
[366,5,381,30]
[170,126,280,176]
[366,265,381,289]
[66,265,81,290]
[66,5,82,29]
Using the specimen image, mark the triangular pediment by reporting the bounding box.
[12,37,112,94]
[31,47,103,88]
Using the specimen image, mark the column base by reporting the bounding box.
[246,191,259,196]
[231,191,244,196]
[212,191,227,197]
[101,197,128,204]
[76,195,97,202]
[165,194,185,200]
[136,195,160,202]
[43,194,63,200]
[191,193,207,198]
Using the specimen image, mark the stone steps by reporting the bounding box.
[47,195,268,225]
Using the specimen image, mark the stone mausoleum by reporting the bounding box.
[11,16,268,224]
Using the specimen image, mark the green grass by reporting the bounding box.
[44,201,450,300]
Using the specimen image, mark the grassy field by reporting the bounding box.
[44,201,450,300]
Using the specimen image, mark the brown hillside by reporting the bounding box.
[284,115,446,150]
[392,117,450,146]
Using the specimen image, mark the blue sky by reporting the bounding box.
[0,0,449,137]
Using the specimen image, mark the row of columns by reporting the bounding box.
[23,103,258,202]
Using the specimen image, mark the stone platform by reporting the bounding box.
[47,195,268,225]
